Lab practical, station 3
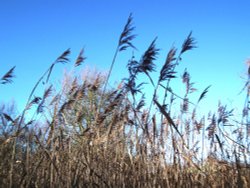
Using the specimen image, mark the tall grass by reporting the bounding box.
[0,14,249,187]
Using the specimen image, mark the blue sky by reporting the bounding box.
[1,0,250,116]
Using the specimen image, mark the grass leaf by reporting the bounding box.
[2,113,14,123]
[154,99,182,138]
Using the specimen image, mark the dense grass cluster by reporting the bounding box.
[1,14,250,187]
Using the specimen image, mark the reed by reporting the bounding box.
[0,14,249,188]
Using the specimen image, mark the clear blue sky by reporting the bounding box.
[1,0,250,116]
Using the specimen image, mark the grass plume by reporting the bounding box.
[0,16,249,188]
[1,66,16,85]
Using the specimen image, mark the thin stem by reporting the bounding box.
[101,46,119,104]
[9,138,16,188]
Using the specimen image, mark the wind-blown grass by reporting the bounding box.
[0,14,249,188]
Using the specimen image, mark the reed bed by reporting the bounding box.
[0,14,249,188]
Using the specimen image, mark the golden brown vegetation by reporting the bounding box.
[0,14,249,188]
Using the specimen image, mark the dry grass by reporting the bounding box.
[0,14,250,188]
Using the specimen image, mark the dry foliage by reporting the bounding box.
[0,14,249,188]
